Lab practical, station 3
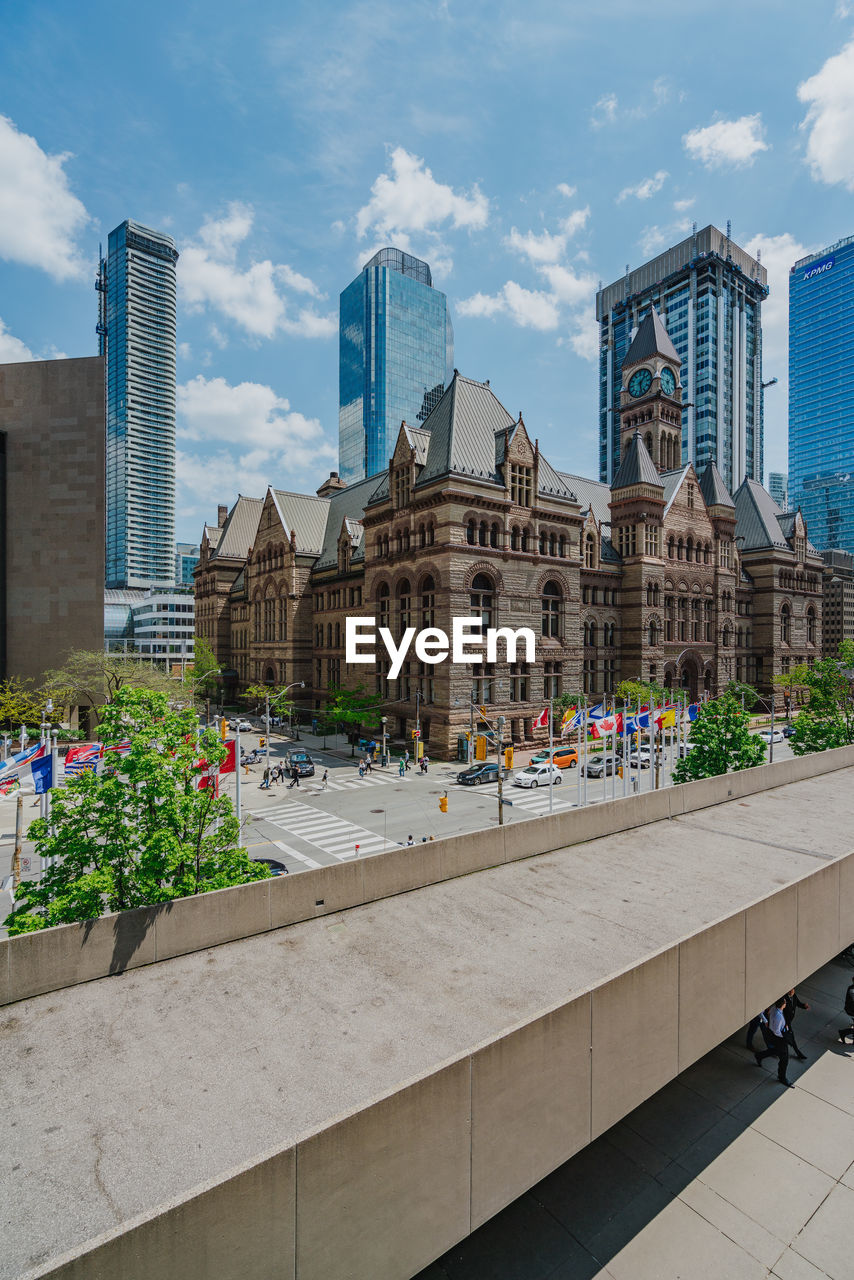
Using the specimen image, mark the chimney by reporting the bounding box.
[217,504,228,528]
[316,471,347,498]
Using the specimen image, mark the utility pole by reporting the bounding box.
[381,716,388,768]
[497,714,506,825]
[469,691,475,763]
[12,793,23,890]
[235,725,242,828]
[265,692,271,776]
[415,688,421,760]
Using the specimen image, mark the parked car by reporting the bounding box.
[455,762,505,786]
[782,723,796,738]
[759,728,785,744]
[529,745,578,769]
[251,857,288,877]
[628,747,653,768]
[513,762,563,789]
[284,749,315,777]
[583,755,619,778]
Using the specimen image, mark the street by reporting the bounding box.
[0,726,798,927]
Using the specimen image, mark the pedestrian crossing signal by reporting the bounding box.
[259,737,266,747]
[439,794,448,813]
[475,735,488,761]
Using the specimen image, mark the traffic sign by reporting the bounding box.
[412,729,421,738]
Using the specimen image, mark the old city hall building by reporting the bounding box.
[195,308,823,759]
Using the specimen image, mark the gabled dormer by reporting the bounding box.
[389,420,430,510]
[610,431,665,560]
[337,517,363,573]
[502,414,537,508]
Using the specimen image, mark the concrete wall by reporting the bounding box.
[31,845,854,1280]
[4,743,854,1009]
[0,356,105,684]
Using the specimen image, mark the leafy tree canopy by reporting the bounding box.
[5,687,268,935]
[776,641,854,755]
[325,685,382,731]
[672,691,766,783]
[724,680,759,711]
[188,637,222,697]
[42,649,184,713]
[616,678,666,706]
[0,676,50,731]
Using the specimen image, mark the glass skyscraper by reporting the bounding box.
[596,225,768,492]
[339,247,454,483]
[98,220,179,588]
[789,235,854,555]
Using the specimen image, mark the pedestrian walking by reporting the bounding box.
[782,989,810,1060]
[755,997,793,1086]
[839,977,854,1044]
[406,834,414,846]
[260,766,271,789]
[365,755,372,774]
[358,760,365,778]
[404,749,411,771]
[398,758,405,778]
[287,765,300,789]
[745,1010,768,1051]
[321,769,328,791]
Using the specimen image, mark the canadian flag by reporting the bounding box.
[591,713,622,738]
[533,707,549,729]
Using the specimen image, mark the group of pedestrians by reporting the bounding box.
[747,976,854,1087]
[259,763,303,790]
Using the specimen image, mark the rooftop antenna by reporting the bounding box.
[692,221,697,235]
[726,219,732,260]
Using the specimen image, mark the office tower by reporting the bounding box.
[175,542,199,587]
[789,235,854,555]
[768,472,788,510]
[339,247,454,484]
[98,220,179,588]
[0,357,104,713]
[597,225,768,492]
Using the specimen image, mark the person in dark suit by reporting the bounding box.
[755,997,792,1087]
[782,988,809,1060]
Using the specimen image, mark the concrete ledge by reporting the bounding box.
[744,885,799,1016]
[4,743,854,1007]
[677,912,746,1071]
[798,863,841,977]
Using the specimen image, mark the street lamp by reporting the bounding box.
[380,716,388,768]
[265,680,305,776]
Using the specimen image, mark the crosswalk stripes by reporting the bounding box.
[272,840,322,870]
[250,798,394,863]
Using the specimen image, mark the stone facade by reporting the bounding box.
[0,356,105,704]
[196,316,824,758]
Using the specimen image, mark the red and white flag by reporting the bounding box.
[591,713,622,738]
[533,707,549,729]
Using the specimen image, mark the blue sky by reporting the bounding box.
[2,0,854,543]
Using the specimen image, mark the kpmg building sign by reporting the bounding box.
[804,255,834,282]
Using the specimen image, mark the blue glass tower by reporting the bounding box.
[339,247,454,483]
[597,225,767,493]
[99,220,179,588]
[789,235,854,555]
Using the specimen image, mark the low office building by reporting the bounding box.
[821,549,854,657]
[105,588,195,662]
[196,311,823,757]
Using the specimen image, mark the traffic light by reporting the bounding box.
[504,747,514,769]
[439,794,448,813]
[259,737,266,748]
[475,735,488,761]
[219,718,228,741]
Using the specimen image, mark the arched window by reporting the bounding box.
[548,532,557,557]
[603,622,616,646]
[427,523,435,546]
[677,538,684,561]
[335,621,341,648]
[421,575,435,627]
[471,573,494,629]
[722,623,732,648]
[466,519,476,546]
[559,535,567,557]
[478,521,488,547]
[510,525,520,551]
[780,603,791,644]
[395,531,403,555]
[539,531,547,555]
[377,583,390,631]
[664,595,674,641]
[490,522,499,549]
[402,529,410,552]
[584,533,595,568]
[668,536,675,558]
[584,620,597,647]
[807,606,816,645]
[541,580,561,638]
[397,579,412,634]
[648,619,659,645]
[418,523,426,548]
[521,528,530,553]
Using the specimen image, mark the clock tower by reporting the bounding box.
[619,306,683,473]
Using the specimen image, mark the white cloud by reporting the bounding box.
[568,316,599,363]
[176,375,337,515]
[505,208,590,265]
[835,1,852,16]
[0,318,36,363]
[797,38,854,191]
[673,197,696,212]
[179,203,335,341]
[0,115,91,282]
[177,342,192,361]
[556,182,577,199]
[356,147,488,240]
[617,170,668,203]
[538,263,596,309]
[590,93,618,127]
[638,219,694,258]
[458,282,560,331]
[683,114,769,169]
[590,79,681,129]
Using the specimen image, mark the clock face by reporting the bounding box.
[628,368,652,398]
[660,367,676,395]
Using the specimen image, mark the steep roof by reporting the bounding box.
[661,465,690,512]
[733,479,792,551]
[558,472,611,525]
[203,525,222,549]
[416,374,515,487]
[699,462,735,510]
[623,305,680,367]
[315,473,384,570]
[213,495,263,561]
[611,431,663,490]
[269,490,329,555]
[402,423,431,466]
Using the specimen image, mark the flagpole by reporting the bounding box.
[548,697,554,815]
[650,697,657,791]
[622,702,629,797]
[583,696,588,808]
[235,727,242,830]
[576,702,582,809]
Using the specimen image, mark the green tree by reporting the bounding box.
[672,691,766,783]
[325,685,382,753]
[42,649,183,714]
[189,637,222,698]
[724,680,759,711]
[5,687,268,935]
[616,678,665,707]
[0,676,49,730]
[777,641,854,755]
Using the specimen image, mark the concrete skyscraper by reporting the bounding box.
[98,220,179,588]
[339,247,454,484]
[596,225,768,493]
[789,235,854,555]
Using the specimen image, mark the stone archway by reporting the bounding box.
[678,655,701,701]
[264,665,276,685]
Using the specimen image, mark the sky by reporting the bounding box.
[2,0,854,544]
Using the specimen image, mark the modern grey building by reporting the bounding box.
[175,542,199,587]
[768,471,788,510]
[597,225,768,493]
[338,247,454,485]
[789,235,854,556]
[98,220,179,589]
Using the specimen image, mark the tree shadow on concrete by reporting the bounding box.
[418,961,853,1280]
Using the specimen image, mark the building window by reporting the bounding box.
[470,573,494,629]
[510,662,529,702]
[543,661,562,700]
[648,619,659,645]
[603,659,616,693]
[644,524,660,556]
[603,622,616,646]
[780,603,791,645]
[583,658,596,694]
[253,597,261,642]
[377,583,390,632]
[466,519,476,546]
[472,663,495,704]
[393,467,411,509]
[277,596,287,641]
[583,619,596,647]
[510,525,520,551]
[421,575,435,627]
[541,580,561,638]
[807,607,816,645]
[264,594,275,642]
[397,580,412,635]
[720,540,731,568]
[509,464,533,507]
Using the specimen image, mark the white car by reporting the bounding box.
[759,728,785,743]
[513,762,563,789]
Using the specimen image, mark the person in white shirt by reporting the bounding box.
[754,997,792,1086]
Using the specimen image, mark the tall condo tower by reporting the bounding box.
[789,235,854,555]
[339,247,454,484]
[596,225,768,492]
[98,220,179,588]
